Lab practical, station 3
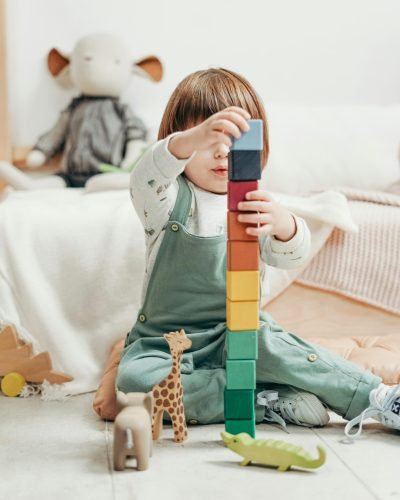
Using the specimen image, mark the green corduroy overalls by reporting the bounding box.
[117,175,380,424]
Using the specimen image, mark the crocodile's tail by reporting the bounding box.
[305,446,326,469]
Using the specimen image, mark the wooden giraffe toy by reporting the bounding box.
[152,329,192,443]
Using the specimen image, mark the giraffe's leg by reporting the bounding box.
[181,413,189,442]
[173,401,188,443]
[152,408,164,440]
[170,410,180,442]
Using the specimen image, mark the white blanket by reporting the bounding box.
[0,187,356,394]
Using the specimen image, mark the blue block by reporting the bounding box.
[232,119,263,151]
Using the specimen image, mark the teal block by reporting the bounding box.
[231,119,263,151]
[226,360,256,390]
[227,330,258,360]
[225,418,256,438]
[224,389,255,419]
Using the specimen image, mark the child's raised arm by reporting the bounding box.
[168,107,250,159]
[130,107,251,247]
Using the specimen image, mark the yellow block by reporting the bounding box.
[227,299,259,331]
[227,271,260,302]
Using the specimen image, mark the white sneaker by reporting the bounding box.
[257,386,330,430]
[345,385,400,439]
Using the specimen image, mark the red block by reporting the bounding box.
[228,181,258,211]
[227,211,257,241]
[227,241,259,271]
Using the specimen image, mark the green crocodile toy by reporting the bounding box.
[221,432,326,471]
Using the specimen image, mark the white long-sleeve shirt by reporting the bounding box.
[130,136,311,304]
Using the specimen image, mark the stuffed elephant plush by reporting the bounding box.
[0,33,163,191]
[113,391,153,471]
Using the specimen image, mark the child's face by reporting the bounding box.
[184,143,229,194]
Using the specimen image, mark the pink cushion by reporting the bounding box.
[308,334,400,385]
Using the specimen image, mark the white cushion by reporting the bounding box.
[261,105,400,194]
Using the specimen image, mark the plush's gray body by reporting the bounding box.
[36,96,146,187]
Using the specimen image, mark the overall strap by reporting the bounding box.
[169,175,192,226]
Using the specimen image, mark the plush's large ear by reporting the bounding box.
[47,48,73,89]
[48,48,69,76]
[133,56,163,82]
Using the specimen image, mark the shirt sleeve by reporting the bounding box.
[34,107,71,159]
[259,215,311,269]
[129,134,193,249]
[120,103,147,142]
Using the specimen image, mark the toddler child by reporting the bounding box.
[116,67,400,438]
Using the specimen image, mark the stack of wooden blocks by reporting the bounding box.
[224,119,263,438]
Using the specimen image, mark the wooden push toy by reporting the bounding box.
[225,119,263,438]
[0,324,73,396]
[221,432,326,471]
[152,329,192,443]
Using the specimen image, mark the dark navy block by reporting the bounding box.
[228,150,261,181]
[232,119,263,151]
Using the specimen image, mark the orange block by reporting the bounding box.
[227,211,257,241]
[226,299,259,331]
[227,241,259,271]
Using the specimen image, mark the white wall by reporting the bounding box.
[5,0,400,146]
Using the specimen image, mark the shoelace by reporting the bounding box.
[257,390,308,431]
[345,386,400,439]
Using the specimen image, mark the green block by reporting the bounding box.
[224,389,255,419]
[226,360,256,390]
[225,418,256,438]
[227,330,258,360]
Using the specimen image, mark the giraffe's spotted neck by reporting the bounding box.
[171,349,183,378]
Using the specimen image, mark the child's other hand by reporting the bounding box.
[237,191,297,242]
[168,107,250,159]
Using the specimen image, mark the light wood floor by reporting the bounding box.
[0,393,398,500]
[267,283,400,339]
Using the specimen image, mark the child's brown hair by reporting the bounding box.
[158,68,269,167]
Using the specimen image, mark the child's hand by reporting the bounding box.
[168,107,250,159]
[237,191,297,242]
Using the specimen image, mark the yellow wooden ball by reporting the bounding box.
[1,372,26,397]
